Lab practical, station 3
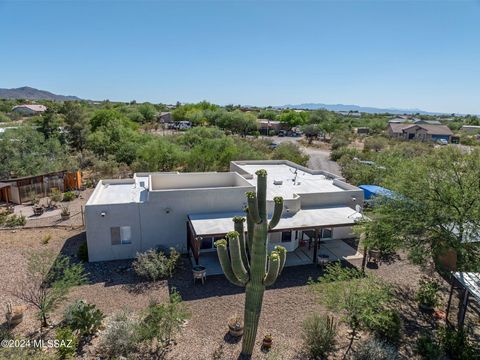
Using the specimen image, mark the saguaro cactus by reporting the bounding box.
[215,169,286,356]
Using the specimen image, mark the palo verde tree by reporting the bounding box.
[215,169,287,356]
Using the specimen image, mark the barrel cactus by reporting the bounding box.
[215,169,286,356]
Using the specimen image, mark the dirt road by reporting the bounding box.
[268,136,341,175]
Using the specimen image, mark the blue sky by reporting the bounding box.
[1,1,479,114]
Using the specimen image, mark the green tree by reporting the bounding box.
[271,142,309,166]
[36,108,62,139]
[137,103,157,123]
[62,102,89,151]
[372,147,480,271]
[14,250,87,329]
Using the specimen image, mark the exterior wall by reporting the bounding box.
[85,203,142,262]
[140,186,253,254]
[297,189,363,209]
[85,183,254,262]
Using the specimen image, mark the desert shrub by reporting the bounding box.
[98,312,139,358]
[64,299,105,336]
[0,325,12,341]
[55,326,79,359]
[133,247,180,281]
[415,279,440,308]
[302,314,337,359]
[137,289,190,345]
[367,308,402,344]
[353,338,401,360]
[330,146,359,161]
[50,188,63,203]
[437,327,477,360]
[4,214,26,227]
[62,191,76,202]
[416,334,444,360]
[41,234,51,245]
[77,242,88,262]
[0,347,57,360]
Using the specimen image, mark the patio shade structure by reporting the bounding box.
[186,206,363,265]
[446,272,480,329]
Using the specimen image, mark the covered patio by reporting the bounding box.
[186,206,364,276]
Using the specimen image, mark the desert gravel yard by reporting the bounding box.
[0,228,476,359]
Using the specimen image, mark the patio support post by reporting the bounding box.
[458,289,469,330]
[312,228,319,264]
[446,280,455,326]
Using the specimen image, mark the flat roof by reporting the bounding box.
[189,206,362,236]
[235,163,344,200]
[88,181,146,205]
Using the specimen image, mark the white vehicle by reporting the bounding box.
[436,138,448,145]
[176,121,192,130]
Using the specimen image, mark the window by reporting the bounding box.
[111,226,132,245]
[321,228,333,239]
[281,231,292,243]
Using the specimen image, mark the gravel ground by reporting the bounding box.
[5,188,94,228]
[0,228,476,360]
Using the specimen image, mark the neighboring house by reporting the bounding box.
[387,123,454,143]
[460,125,480,133]
[85,160,364,265]
[158,112,173,124]
[11,104,47,115]
[257,119,283,135]
[0,170,81,204]
[354,127,370,135]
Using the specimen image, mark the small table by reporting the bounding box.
[192,265,207,285]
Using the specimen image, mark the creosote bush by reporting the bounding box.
[137,290,190,346]
[133,247,180,281]
[302,314,337,359]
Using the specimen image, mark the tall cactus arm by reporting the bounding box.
[226,231,250,284]
[215,239,245,287]
[246,192,261,223]
[264,252,281,287]
[233,217,249,270]
[245,210,255,255]
[274,246,287,274]
[268,196,284,230]
[255,169,268,221]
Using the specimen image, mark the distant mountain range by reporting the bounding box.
[0,86,81,101]
[275,103,446,115]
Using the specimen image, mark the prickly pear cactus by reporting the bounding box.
[215,169,286,356]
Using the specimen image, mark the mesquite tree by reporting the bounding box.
[215,169,286,356]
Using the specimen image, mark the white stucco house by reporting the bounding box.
[85,160,364,270]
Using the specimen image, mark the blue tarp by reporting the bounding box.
[359,185,395,200]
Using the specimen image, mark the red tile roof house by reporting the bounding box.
[12,104,47,115]
[387,123,454,143]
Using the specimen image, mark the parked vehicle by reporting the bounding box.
[436,138,448,145]
[278,130,286,137]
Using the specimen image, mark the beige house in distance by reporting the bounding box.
[387,123,453,143]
